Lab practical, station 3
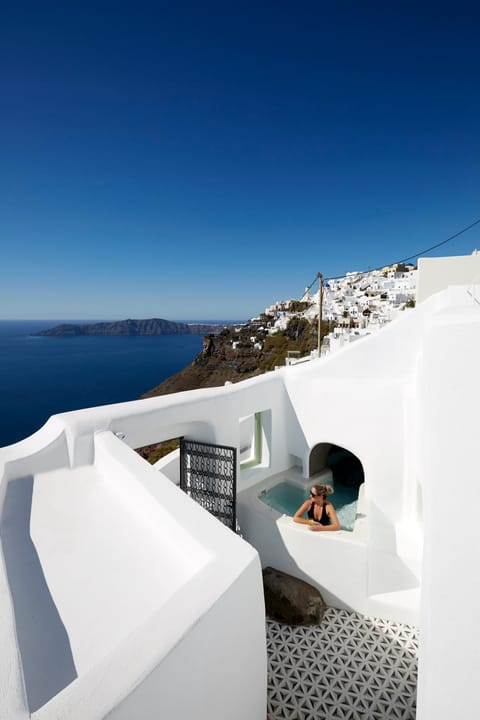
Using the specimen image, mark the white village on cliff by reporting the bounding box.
[265,262,417,357]
[1,250,480,719]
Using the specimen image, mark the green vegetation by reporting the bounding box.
[136,437,180,465]
[287,300,310,313]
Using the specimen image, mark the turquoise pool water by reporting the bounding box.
[259,480,359,531]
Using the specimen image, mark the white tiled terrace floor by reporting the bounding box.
[266,608,418,720]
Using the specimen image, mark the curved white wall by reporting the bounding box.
[416,303,480,720]
[2,279,479,719]
[0,428,267,719]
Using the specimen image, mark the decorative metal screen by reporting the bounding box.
[180,438,237,531]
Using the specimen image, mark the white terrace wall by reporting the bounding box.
[107,559,264,720]
[416,298,480,720]
[0,428,267,719]
[4,373,292,489]
[29,432,211,678]
[417,252,480,303]
[3,278,480,718]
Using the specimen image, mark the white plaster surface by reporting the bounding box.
[2,254,480,719]
[416,302,480,720]
[0,431,266,719]
[108,559,266,720]
[30,464,206,676]
[417,252,480,303]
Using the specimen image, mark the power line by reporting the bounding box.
[301,216,480,296]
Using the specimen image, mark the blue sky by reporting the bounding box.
[1,2,479,320]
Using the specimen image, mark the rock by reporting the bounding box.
[262,567,326,626]
[34,318,227,337]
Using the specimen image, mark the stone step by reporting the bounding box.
[366,587,420,625]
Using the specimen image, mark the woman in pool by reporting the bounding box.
[293,483,340,531]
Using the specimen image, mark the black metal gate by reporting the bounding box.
[180,438,237,531]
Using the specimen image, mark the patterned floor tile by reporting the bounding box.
[266,608,418,720]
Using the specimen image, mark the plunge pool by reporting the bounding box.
[258,480,360,531]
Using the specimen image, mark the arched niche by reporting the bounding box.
[309,442,364,490]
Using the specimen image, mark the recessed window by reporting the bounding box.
[239,411,271,470]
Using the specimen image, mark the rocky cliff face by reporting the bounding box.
[138,318,320,462]
[142,331,264,397]
[142,318,318,398]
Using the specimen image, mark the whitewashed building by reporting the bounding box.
[1,252,480,718]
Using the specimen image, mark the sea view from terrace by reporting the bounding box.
[0,320,204,446]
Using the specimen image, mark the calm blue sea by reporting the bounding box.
[0,320,208,448]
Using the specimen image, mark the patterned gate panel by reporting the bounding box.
[180,438,237,531]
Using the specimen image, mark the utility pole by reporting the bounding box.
[317,272,323,357]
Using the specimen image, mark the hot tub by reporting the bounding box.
[236,467,368,612]
[258,477,360,531]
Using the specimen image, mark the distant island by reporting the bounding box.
[34,318,230,336]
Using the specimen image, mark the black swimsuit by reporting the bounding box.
[308,498,330,526]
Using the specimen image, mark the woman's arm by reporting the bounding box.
[309,502,341,531]
[293,500,315,525]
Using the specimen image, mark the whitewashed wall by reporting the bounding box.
[2,269,480,719]
[416,301,480,720]
[0,428,267,720]
[417,252,480,303]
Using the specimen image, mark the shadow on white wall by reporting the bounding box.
[1,476,77,712]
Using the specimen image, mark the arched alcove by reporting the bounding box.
[309,443,364,489]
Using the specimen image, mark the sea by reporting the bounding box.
[0,320,234,449]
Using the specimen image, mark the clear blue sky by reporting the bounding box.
[1,2,479,320]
